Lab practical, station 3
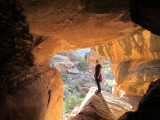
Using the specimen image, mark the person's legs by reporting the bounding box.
[96,81,101,93]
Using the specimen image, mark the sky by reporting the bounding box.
[77,48,90,57]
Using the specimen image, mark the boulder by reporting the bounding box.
[68,67,80,75]
[58,50,82,62]
[81,87,89,95]
[50,55,74,72]
[72,87,132,120]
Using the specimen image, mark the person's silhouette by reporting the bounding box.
[94,59,102,94]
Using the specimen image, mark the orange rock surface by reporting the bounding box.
[93,30,160,97]
[22,1,141,119]
[1,1,160,120]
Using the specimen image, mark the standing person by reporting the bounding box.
[94,59,102,94]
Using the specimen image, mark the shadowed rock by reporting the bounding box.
[119,79,160,120]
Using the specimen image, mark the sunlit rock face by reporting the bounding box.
[0,1,139,120]
[85,50,107,83]
[72,87,132,120]
[86,50,107,69]
[92,30,160,99]
[18,0,133,37]
[17,0,141,61]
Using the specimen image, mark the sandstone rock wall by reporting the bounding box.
[86,50,107,69]
[92,30,160,98]
[0,1,63,120]
[119,79,160,120]
[1,0,160,120]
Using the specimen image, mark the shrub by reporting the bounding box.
[75,81,79,86]
[105,81,113,89]
[79,58,87,71]
[63,96,77,113]
[80,81,85,85]
[61,73,68,78]
[68,89,74,93]
[92,78,95,82]
[79,93,85,98]
[63,96,84,113]
[52,66,57,69]
[80,78,90,85]
[86,79,90,83]
[63,85,66,91]
[76,85,80,91]
[78,97,84,103]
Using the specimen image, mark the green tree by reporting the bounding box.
[61,73,68,78]
[79,58,87,71]
[79,93,85,98]
[68,89,74,93]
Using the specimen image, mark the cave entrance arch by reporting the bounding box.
[49,48,116,119]
[2,0,160,120]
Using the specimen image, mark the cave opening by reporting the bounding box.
[50,48,129,119]
[1,0,160,120]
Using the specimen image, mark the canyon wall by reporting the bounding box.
[0,1,63,120]
[92,31,160,99]
[119,79,160,120]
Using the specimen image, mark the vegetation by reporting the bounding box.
[68,88,74,93]
[105,80,113,89]
[63,95,85,119]
[76,85,80,91]
[52,66,57,69]
[63,85,66,91]
[79,93,85,98]
[80,78,90,85]
[79,58,87,71]
[108,70,113,75]
[80,80,85,85]
[61,73,68,78]
[102,62,110,69]
[102,62,114,77]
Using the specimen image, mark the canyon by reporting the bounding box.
[0,0,160,120]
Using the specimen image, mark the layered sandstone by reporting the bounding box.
[17,0,142,67]
[50,55,75,72]
[72,87,132,120]
[1,0,160,120]
[92,30,160,99]
[85,50,107,69]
